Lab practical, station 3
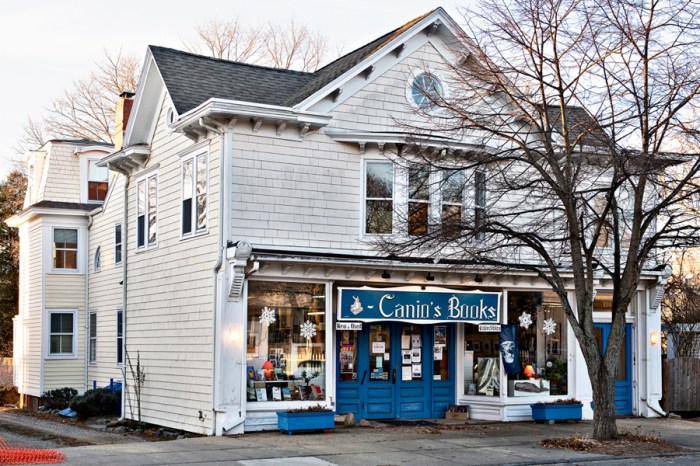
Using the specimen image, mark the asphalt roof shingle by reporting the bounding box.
[149,10,436,114]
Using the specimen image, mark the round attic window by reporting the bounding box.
[411,72,443,108]
[166,107,175,126]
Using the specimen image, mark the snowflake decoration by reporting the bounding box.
[300,320,317,340]
[259,307,276,326]
[519,312,533,329]
[543,318,557,335]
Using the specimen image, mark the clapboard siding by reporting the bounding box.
[331,42,452,132]
[230,128,362,251]
[123,95,218,434]
[16,222,43,396]
[44,273,85,391]
[87,174,126,388]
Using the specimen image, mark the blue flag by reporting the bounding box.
[498,324,521,374]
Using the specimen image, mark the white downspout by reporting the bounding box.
[644,269,670,417]
[206,121,225,436]
[121,175,129,419]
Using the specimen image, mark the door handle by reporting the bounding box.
[361,370,367,384]
[392,368,396,384]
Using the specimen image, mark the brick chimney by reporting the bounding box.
[114,91,135,151]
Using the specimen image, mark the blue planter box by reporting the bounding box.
[530,403,583,423]
[277,411,335,434]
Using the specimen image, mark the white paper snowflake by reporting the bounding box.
[519,312,533,329]
[300,320,317,340]
[259,306,276,326]
[543,318,557,335]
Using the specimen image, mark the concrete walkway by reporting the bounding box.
[61,417,700,465]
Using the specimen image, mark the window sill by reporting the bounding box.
[45,354,78,360]
[180,230,210,242]
[135,244,159,254]
[49,270,82,275]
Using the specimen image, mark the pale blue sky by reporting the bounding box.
[0,1,463,178]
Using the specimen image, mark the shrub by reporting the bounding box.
[69,387,121,420]
[41,387,78,410]
[0,386,19,405]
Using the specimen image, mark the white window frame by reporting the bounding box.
[363,160,395,236]
[52,227,79,273]
[79,155,110,203]
[116,309,124,367]
[136,171,158,251]
[89,312,97,364]
[439,168,467,237]
[114,223,123,266]
[94,246,101,272]
[45,309,78,359]
[407,164,431,237]
[180,149,209,239]
[474,170,486,241]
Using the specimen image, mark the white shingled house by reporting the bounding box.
[9,7,666,435]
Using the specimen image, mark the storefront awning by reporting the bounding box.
[338,287,501,324]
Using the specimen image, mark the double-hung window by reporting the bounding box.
[441,170,465,238]
[365,162,394,234]
[114,224,122,265]
[116,310,124,366]
[48,311,76,357]
[88,160,109,202]
[181,152,208,236]
[53,228,78,270]
[137,174,157,249]
[408,165,430,236]
[89,312,97,363]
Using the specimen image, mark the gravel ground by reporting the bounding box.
[0,408,147,447]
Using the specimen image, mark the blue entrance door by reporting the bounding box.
[336,322,455,420]
[594,323,633,415]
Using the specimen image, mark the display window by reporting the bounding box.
[464,325,500,396]
[246,281,327,403]
[506,291,568,397]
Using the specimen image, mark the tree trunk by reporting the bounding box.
[591,370,618,439]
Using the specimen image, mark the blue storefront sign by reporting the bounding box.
[338,287,501,324]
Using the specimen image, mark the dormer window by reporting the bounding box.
[88,160,109,202]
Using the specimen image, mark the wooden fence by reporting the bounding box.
[663,357,700,411]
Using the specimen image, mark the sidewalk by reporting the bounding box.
[61,417,700,465]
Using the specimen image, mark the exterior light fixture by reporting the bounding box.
[474,274,483,283]
[650,331,659,345]
[382,270,391,279]
[426,272,435,282]
[228,326,239,343]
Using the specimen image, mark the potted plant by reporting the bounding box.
[276,404,335,435]
[530,398,583,424]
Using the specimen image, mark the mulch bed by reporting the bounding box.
[540,428,692,456]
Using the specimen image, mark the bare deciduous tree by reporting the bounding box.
[379,0,700,440]
[184,17,263,63]
[17,50,140,151]
[664,251,700,358]
[262,18,327,72]
[186,16,327,72]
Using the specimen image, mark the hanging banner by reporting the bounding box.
[498,324,521,375]
[338,287,501,324]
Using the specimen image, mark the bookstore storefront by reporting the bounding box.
[243,281,575,421]
[334,286,501,420]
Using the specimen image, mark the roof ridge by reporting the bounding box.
[148,45,315,76]
[313,8,437,75]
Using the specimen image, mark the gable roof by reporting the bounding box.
[149,9,439,115]
[149,46,315,115]
[283,9,436,106]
